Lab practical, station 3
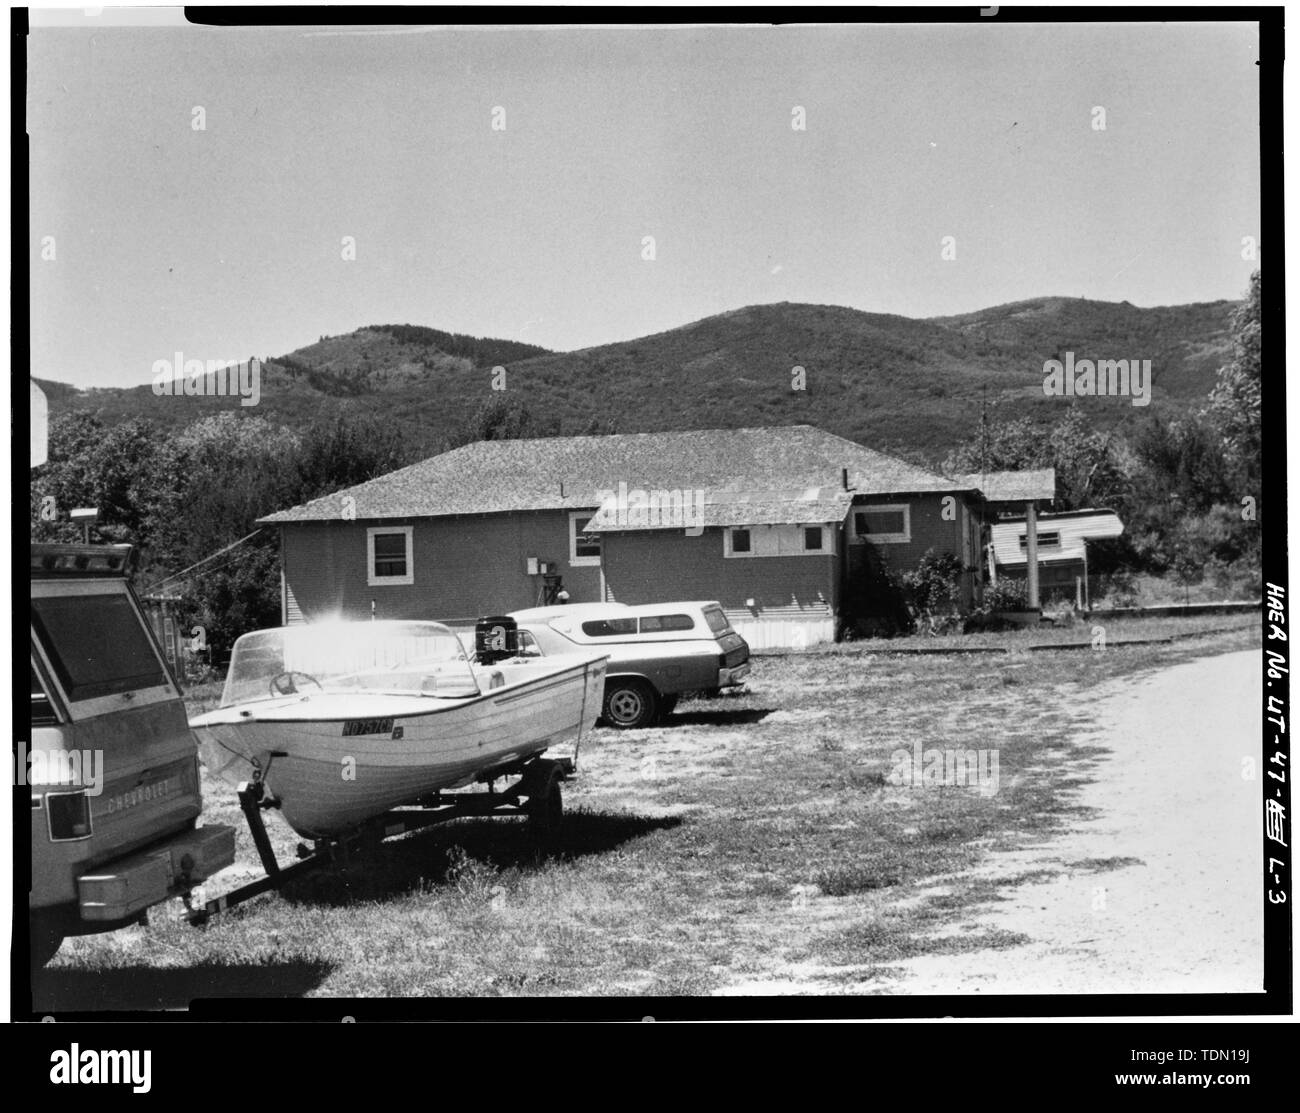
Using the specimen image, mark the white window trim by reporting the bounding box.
[367,525,414,586]
[854,504,911,544]
[724,526,757,558]
[569,511,602,567]
[725,524,833,558]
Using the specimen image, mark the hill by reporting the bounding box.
[40,297,1237,463]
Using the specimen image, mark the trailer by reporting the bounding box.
[187,752,571,925]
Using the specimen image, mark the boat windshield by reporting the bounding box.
[220,621,478,707]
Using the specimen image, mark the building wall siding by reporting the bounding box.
[848,492,986,604]
[603,528,837,612]
[281,511,604,624]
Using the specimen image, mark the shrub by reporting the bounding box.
[899,549,964,623]
[982,578,1029,613]
[1095,570,1140,608]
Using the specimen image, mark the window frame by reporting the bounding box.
[1019,530,1061,549]
[569,511,602,567]
[367,525,415,586]
[29,582,178,719]
[853,503,911,545]
[725,527,754,558]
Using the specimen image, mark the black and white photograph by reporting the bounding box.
[12,3,1290,1062]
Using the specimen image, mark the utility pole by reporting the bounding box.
[979,385,989,474]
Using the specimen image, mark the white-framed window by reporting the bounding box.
[853,504,911,544]
[367,526,414,586]
[569,511,602,567]
[725,527,755,557]
[726,524,834,558]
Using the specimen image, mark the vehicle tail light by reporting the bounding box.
[47,790,92,840]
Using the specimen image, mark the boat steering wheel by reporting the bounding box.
[269,671,323,697]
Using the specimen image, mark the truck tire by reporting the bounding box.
[602,679,659,729]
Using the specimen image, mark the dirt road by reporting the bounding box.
[893,648,1264,995]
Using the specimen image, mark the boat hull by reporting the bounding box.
[191,655,606,837]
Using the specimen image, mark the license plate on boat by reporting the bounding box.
[342,718,395,736]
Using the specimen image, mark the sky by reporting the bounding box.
[27,16,1261,389]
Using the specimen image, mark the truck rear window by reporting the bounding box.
[702,607,732,635]
[32,594,168,701]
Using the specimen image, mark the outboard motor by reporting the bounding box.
[475,615,518,665]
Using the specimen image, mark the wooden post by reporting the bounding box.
[1025,501,1040,609]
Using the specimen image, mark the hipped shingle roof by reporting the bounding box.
[259,425,973,525]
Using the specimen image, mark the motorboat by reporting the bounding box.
[189,620,607,838]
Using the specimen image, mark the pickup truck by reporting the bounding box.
[509,600,751,728]
[28,543,234,967]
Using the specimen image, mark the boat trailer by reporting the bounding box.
[186,752,572,925]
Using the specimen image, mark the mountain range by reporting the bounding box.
[35,296,1238,465]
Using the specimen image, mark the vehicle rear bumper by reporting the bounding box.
[718,662,751,687]
[76,824,236,922]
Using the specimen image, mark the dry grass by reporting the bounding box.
[32,621,1258,1005]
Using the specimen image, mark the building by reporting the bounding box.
[955,469,1058,608]
[258,425,1038,648]
[989,509,1124,607]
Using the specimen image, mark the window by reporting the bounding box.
[702,606,732,635]
[726,524,833,558]
[580,617,638,637]
[367,526,414,586]
[1019,531,1061,549]
[853,504,911,544]
[517,630,543,657]
[31,666,58,726]
[31,595,168,702]
[638,614,695,633]
[570,512,602,566]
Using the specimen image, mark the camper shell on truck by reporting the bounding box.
[509,601,751,728]
[28,543,235,967]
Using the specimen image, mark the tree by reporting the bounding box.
[288,410,411,506]
[455,395,546,445]
[1205,270,1261,491]
[943,408,1125,511]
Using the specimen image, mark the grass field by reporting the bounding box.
[34,616,1259,1005]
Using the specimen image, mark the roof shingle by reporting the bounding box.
[258,425,972,524]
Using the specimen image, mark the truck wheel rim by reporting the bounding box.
[609,690,643,723]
